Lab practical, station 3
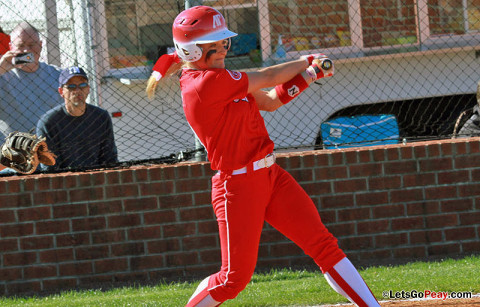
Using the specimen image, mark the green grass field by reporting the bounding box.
[1,255,478,307]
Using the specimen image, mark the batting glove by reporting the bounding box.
[301,53,328,66]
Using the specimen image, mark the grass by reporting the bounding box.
[0,255,478,307]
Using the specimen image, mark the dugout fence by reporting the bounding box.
[1,0,480,173]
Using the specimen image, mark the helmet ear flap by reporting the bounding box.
[174,41,203,62]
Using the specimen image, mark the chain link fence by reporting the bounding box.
[1,0,480,174]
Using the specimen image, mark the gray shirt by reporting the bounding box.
[0,62,62,141]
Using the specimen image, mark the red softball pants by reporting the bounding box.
[206,163,346,302]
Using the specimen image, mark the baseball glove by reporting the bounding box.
[0,132,56,174]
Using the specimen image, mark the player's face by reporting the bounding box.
[196,39,230,69]
[59,76,90,116]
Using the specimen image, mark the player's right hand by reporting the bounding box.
[308,58,334,80]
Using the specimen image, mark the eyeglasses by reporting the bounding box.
[63,82,89,90]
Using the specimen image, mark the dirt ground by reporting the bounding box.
[319,295,480,306]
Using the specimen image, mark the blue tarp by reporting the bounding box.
[321,114,400,149]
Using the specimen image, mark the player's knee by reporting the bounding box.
[210,272,253,301]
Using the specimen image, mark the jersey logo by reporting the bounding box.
[213,15,222,28]
[288,85,300,97]
[226,69,242,80]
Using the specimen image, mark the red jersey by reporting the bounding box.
[180,68,274,171]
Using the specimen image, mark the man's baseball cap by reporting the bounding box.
[58,66,88,87]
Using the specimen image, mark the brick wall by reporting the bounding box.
[0,138,479,296]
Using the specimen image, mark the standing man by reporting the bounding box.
[36,66,118,170]
[0,22,62,141]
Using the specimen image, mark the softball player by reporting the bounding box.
[147,6,380,307]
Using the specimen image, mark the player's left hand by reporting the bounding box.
[301,53,328,66]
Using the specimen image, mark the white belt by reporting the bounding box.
[231,153,276,175]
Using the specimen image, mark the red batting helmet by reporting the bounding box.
[172,6,237,62]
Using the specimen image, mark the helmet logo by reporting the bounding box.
[213,14,222,28]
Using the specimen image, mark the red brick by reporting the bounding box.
[189,164,204,177]
[198,220,218,234]
[425,214,458,228]
[199,250,221,263]
[56,233,90,247]
[134,168,149,182]
[24,265,57,279]
[183,235,218,250]
[35,176,51,190]
[459,212,480,225]
[120,170,134,183]
[69,187,104,202]
[315,166,347,180]
[71,217,106,232]
[0,268,22,281]
[289,169,313,182]
[105,171,120,184]
[33,190,68,205]
[18,206,51,222]
[128,226,162,240]
[148,238,181,253]
[375,233,408,247]
[94,258,129,273]
[458,183,480,197]
[303,154,315,167]
[368,176,402,190]
[339,236,373,250]
[0,238,18,252]
[144,210,176,224]
[175,178,209,193]
[357,220,389,234]
[445,227,476,241]
[409,230,443,244]
[108,213,141,228]
[334,179,367,193]
[406,201,440,215]
[441,199,473,212]
[163,223,196,237]
[36,220,70,235]
[180,207,214,221]
[175,165,190,179]
[75,245,109,260]
[385,147,400,160]
[331,152,344,165]
[194,192,211,206]
[425,186,457,200]
[390,188,423,203]
[355,191,388,206]
[326,222,355,237]
[77,173,93,187]
[158,194,192,209]
[0,223,34,238]
[337,208,370,222]
[59,262,93,276]
[455,155,480,169]
[319,194,354,209]
[358,150,371,163]
[301,181,332,195]
[111,242,145,256]
[413,145,427,158]
[427,243,460,256]
[91,172,106,185]
[39,248,74,263]
[391,217,424,230]
[0,194,32,207]
[372,204,405,218]
[371,149,386,162]
[316,154,330,166]
[384,161,417,174]
[349,163,382,178]
[124,197,158,211]
[165,252,198,266]
[20,236,54,250]
[0,210,16,223]
[105,184,139,198]
[3,252,36,266]
[130,255,165,270]
[161,166,176,180]
[140,181,174,196]
[403,173,435,187]
[399,146,413,159]
[53,203,87,218]
[462,241,480,253]
[91,230,125,244]
[88,200,122,215]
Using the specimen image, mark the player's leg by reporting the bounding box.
[265,165,380,306]
[186,172,270,306]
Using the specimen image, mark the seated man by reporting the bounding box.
[36,66,118,170]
